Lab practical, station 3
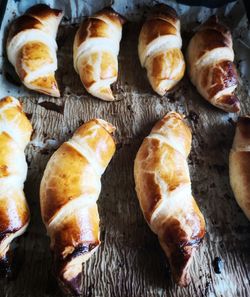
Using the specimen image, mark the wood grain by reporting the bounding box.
[0,20,249,297]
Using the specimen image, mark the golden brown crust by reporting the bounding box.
[138,4,185,95]
[7,5,63,97]
[142,19,177,46]
[148,49,185,85]
[201,15,232,41]
[75,8,125,48]
[7,15,40,42]
[187,15,239,112]
[0,190,29,237]
[200,61,237,98]
[0,97,32,148]
[74,120,116,169]
[41,142,99,224]
[27,3,62,19]
[190,30,231,62]
[78,52,117,89]
[40,118,115,294]
[135,138,190,222]
[50,204,100,258]
[134,112,205,286]
[75,19,109,48]
[151,112,191,156]
[74,8,124,101]
[8,4,63,42]
[215,95,240,113]
[0,96,32,265]
[142,4,179,46]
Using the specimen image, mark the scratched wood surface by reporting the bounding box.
[0,18,250,297]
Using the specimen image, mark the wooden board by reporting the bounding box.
[0,19,250,297]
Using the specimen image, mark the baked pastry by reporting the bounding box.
[138,4,185,96]
[0,96,32,269]
[40,119,116,294]
[73,8,125,101]
[187,15,240,112]
[134,112,205,286]
[229,116,250,220]
[7,4,63,97]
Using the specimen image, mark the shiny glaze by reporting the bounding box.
[7,5,63,97]
[138,4,185,95]
[134,112,205,286]
[40,119,116,294]
[187,15,239,112]
[0,97,32,262]
[73,8,125,101]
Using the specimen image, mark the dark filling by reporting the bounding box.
[53,242,99,296]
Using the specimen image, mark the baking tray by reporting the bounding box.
[0,0,249,296]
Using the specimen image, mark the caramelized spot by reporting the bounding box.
[76,19,109,47]
[17,42,53,79]
[196,29,231,60]
[29,74,58,91]
[200,60,237,99]
[143,19,177,45]
[151,49,184,80]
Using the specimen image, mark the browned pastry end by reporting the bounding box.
[230,116,250,220]
[134,112,205,286]
[187,15,239,112]
[40,119,116,294]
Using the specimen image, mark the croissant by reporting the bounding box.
[73,8,125,101]
[40,119,116,294]
[138,4,185,96]
[7,4,63,97]
[229,116,250,220]
[134,112,205,286]
[187,15,240,112]
[0,96,32,270]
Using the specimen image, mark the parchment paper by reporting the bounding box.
[0,1,249,297]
